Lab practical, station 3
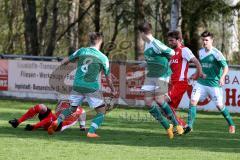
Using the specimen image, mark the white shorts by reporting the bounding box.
[191,82,223,106]
[69,90,104,109]
[60,120,78,132]
[141,77,169,94]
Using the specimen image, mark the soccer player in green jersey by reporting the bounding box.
[138,22,184,139]
[184,31,235,134]
[48,32,116,138]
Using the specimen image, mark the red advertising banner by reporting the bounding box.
[125,64,145,100]
[0,60,8,91]
[101,63,120,98]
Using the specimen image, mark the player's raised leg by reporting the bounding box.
[184,82,204,134]
[184,104,197,134]
[79,108,87,131]
[184,98,198,134]
[145,92,174,139]
[9,104,47,128]
[87,105,105,138]
[85,91,107,138]
[218,105,235,133]
[156,94,184,135]
[25,115,55,131]
[48,94,82,135]
[213,87,235,134]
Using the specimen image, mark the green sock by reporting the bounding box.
[88,113,105,133]
[220,107,235,126]
[160,102,179,126]
[149,105,170,129]
[187,105,197,128]
[57,106,77,125]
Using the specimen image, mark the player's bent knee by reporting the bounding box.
[216,105,224,111]
[190,100,198,106]
[95,104,106,113]
[145,100,153,107]
[70,106,78,113]
[155,96,165,105]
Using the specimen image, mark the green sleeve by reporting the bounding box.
[99,53,110,76]
[216,52,228,67]
[69,48,83,62]
[218,60,228,67]
[103,58,110,76]
[152,39,175,56]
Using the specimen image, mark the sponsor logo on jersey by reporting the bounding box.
[202,63,212,68]
[170,59,178,64]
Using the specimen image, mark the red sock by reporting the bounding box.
[177,117,187,127]
[33,116,52,130]
[18,104,42,123]
[171,107,187,127]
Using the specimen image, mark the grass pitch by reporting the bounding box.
[0,99,240,160]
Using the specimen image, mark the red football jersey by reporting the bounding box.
[55,101,84,130]
[170,45,195,83]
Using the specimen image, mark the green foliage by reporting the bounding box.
[231,51,240,65]
[181,0,240,56]
[0,0,240,62]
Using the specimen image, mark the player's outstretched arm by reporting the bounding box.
[152,40,175,57]
[105,76,117,97]
[220,66,228,86]
[61,57,70,65]
[190,57,205,80]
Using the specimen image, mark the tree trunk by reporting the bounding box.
[154,0,160,37]
[158,0,169,43]
[22,0,39,55]
[134,0,145,60]
[78,0,91,49]
[4,0,14,53]
[105,0,123,57]
[57,1,94,43]
[170,0,182,31]
[94,0,101,32]
[45,0,59,56]
[67,0,79,55]
[223,0,239,60]
[38,0,49,55]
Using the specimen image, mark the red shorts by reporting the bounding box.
[36,111,57,130]
[39,108,83,131]
[168,81,189,109]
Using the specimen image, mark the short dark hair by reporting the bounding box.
[138,22,152,34]
[201,31,214,38]
[88,32,103,45]
[167,30,182,40]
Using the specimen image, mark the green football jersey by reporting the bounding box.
[144,38,175,78]
[197,47,228,87]
[68,47,110,93]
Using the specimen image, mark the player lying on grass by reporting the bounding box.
[8,101,86,132]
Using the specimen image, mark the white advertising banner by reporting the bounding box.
[8,60,62,93]
[3,60,240,112]
[178,68,240,113]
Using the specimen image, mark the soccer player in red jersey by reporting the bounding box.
[162,30,203,128]
[8,101,86,132]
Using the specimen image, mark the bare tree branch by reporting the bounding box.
[57,1,94,42]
